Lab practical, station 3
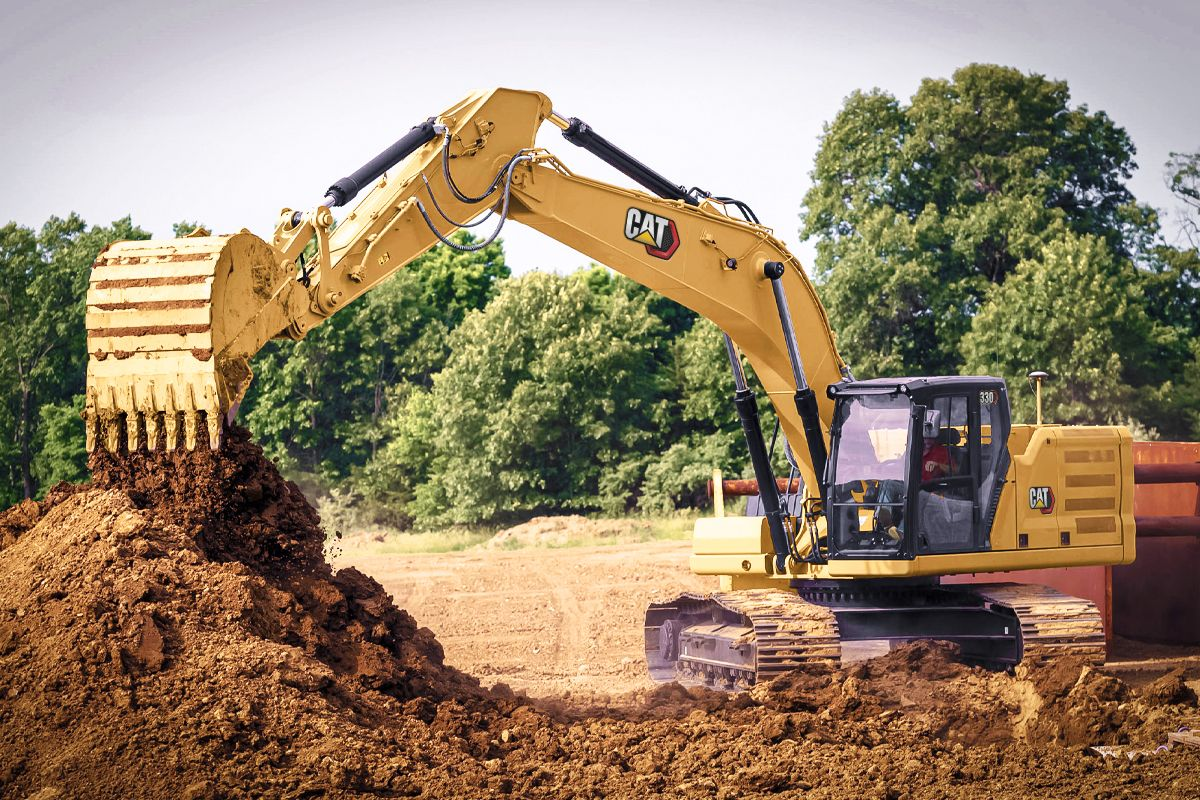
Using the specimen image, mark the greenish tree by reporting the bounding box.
[0,214,147,501]
[1132,151,1200,437]
[640,318,744,512]
[240,232,508,481]
[171,220,209,237]
[961,234,1164,424]
[1166,150,1200,247]
[408,271,666,525]
[802,64,1147,378]
[32,395,88,489]
[349,385,441,528]
[0,224,40,503]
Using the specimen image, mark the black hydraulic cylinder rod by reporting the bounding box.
[724,335,792,573]
[764,261,830,489]
[324,117,439,208]
[792,388,828,486]
[562,117,699,206]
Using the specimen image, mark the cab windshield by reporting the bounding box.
[828,394,912,555]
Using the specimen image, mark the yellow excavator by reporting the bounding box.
[85,88,1134,687]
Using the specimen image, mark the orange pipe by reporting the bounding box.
[706,478,801,498]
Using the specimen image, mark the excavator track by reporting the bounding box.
[968,583,1106,665]
[646,589,839,689]
[645,582,1105,688]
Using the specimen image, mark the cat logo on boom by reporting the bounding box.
[1029,486,1054,514]
[624,208,679,259]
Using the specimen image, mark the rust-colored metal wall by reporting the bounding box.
[1113,441,1200,645]
[944,566,1111,642]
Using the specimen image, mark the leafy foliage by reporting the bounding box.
[350,385,442,528]
[803,64,1199,434]
[1167,151,1200,247]
[962,234,1154,423]
[802,64,1146,377]
[32,395,87,489]
[639,318,770,513]
[402,271,668,525]
[0,214,148,501]
[171,220,209,237]
[239,232,508,480]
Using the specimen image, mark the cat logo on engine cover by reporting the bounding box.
[624,208,679,259]
[1029,486,1054,514]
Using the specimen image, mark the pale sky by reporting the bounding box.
[1,0,1197,274]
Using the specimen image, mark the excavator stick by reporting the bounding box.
[85,231,303,453]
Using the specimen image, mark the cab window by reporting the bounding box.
[827,394,910,556]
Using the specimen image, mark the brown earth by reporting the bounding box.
[333,542,1200,700]
[480,515,654,550]
[1,427,1198,799]
[337,539,714,695]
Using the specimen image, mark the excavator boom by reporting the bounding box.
[86,88,552,455]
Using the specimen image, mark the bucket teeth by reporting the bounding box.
[164,412,179,451]
[83,408,222,454]
[144,412,160,451]
[125,413,140,452]
[206,412,222,451]
[103,414,121,453]
[183,411,198,452]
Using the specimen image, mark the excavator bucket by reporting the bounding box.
[85,231,303,453]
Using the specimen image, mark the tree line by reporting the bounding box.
[2,64,1198,523]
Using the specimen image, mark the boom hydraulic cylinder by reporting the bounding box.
[724,334,793,572]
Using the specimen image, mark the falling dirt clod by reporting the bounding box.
[0,429,1198,798]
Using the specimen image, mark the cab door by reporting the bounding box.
[916,394,979,553]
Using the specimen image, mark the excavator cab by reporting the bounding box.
[825,377,1010,560]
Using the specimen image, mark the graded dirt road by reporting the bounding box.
[335,539,1200,698]
[334,540,713,695]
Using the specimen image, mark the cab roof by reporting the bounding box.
[827,376,1007,398]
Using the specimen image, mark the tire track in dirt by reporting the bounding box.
[335,540,715,695]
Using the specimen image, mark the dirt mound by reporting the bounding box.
[757,641,1200,751]
[1139,668,1200,706]
[482,515,651,549]
[0,481,85,549]
[0,429,480,797]
[87,427,325,576]
[1,430,1199,798]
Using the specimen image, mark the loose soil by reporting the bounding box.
[1,427,1198,799]
[481,516,654,550]
[337,538,713,696]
